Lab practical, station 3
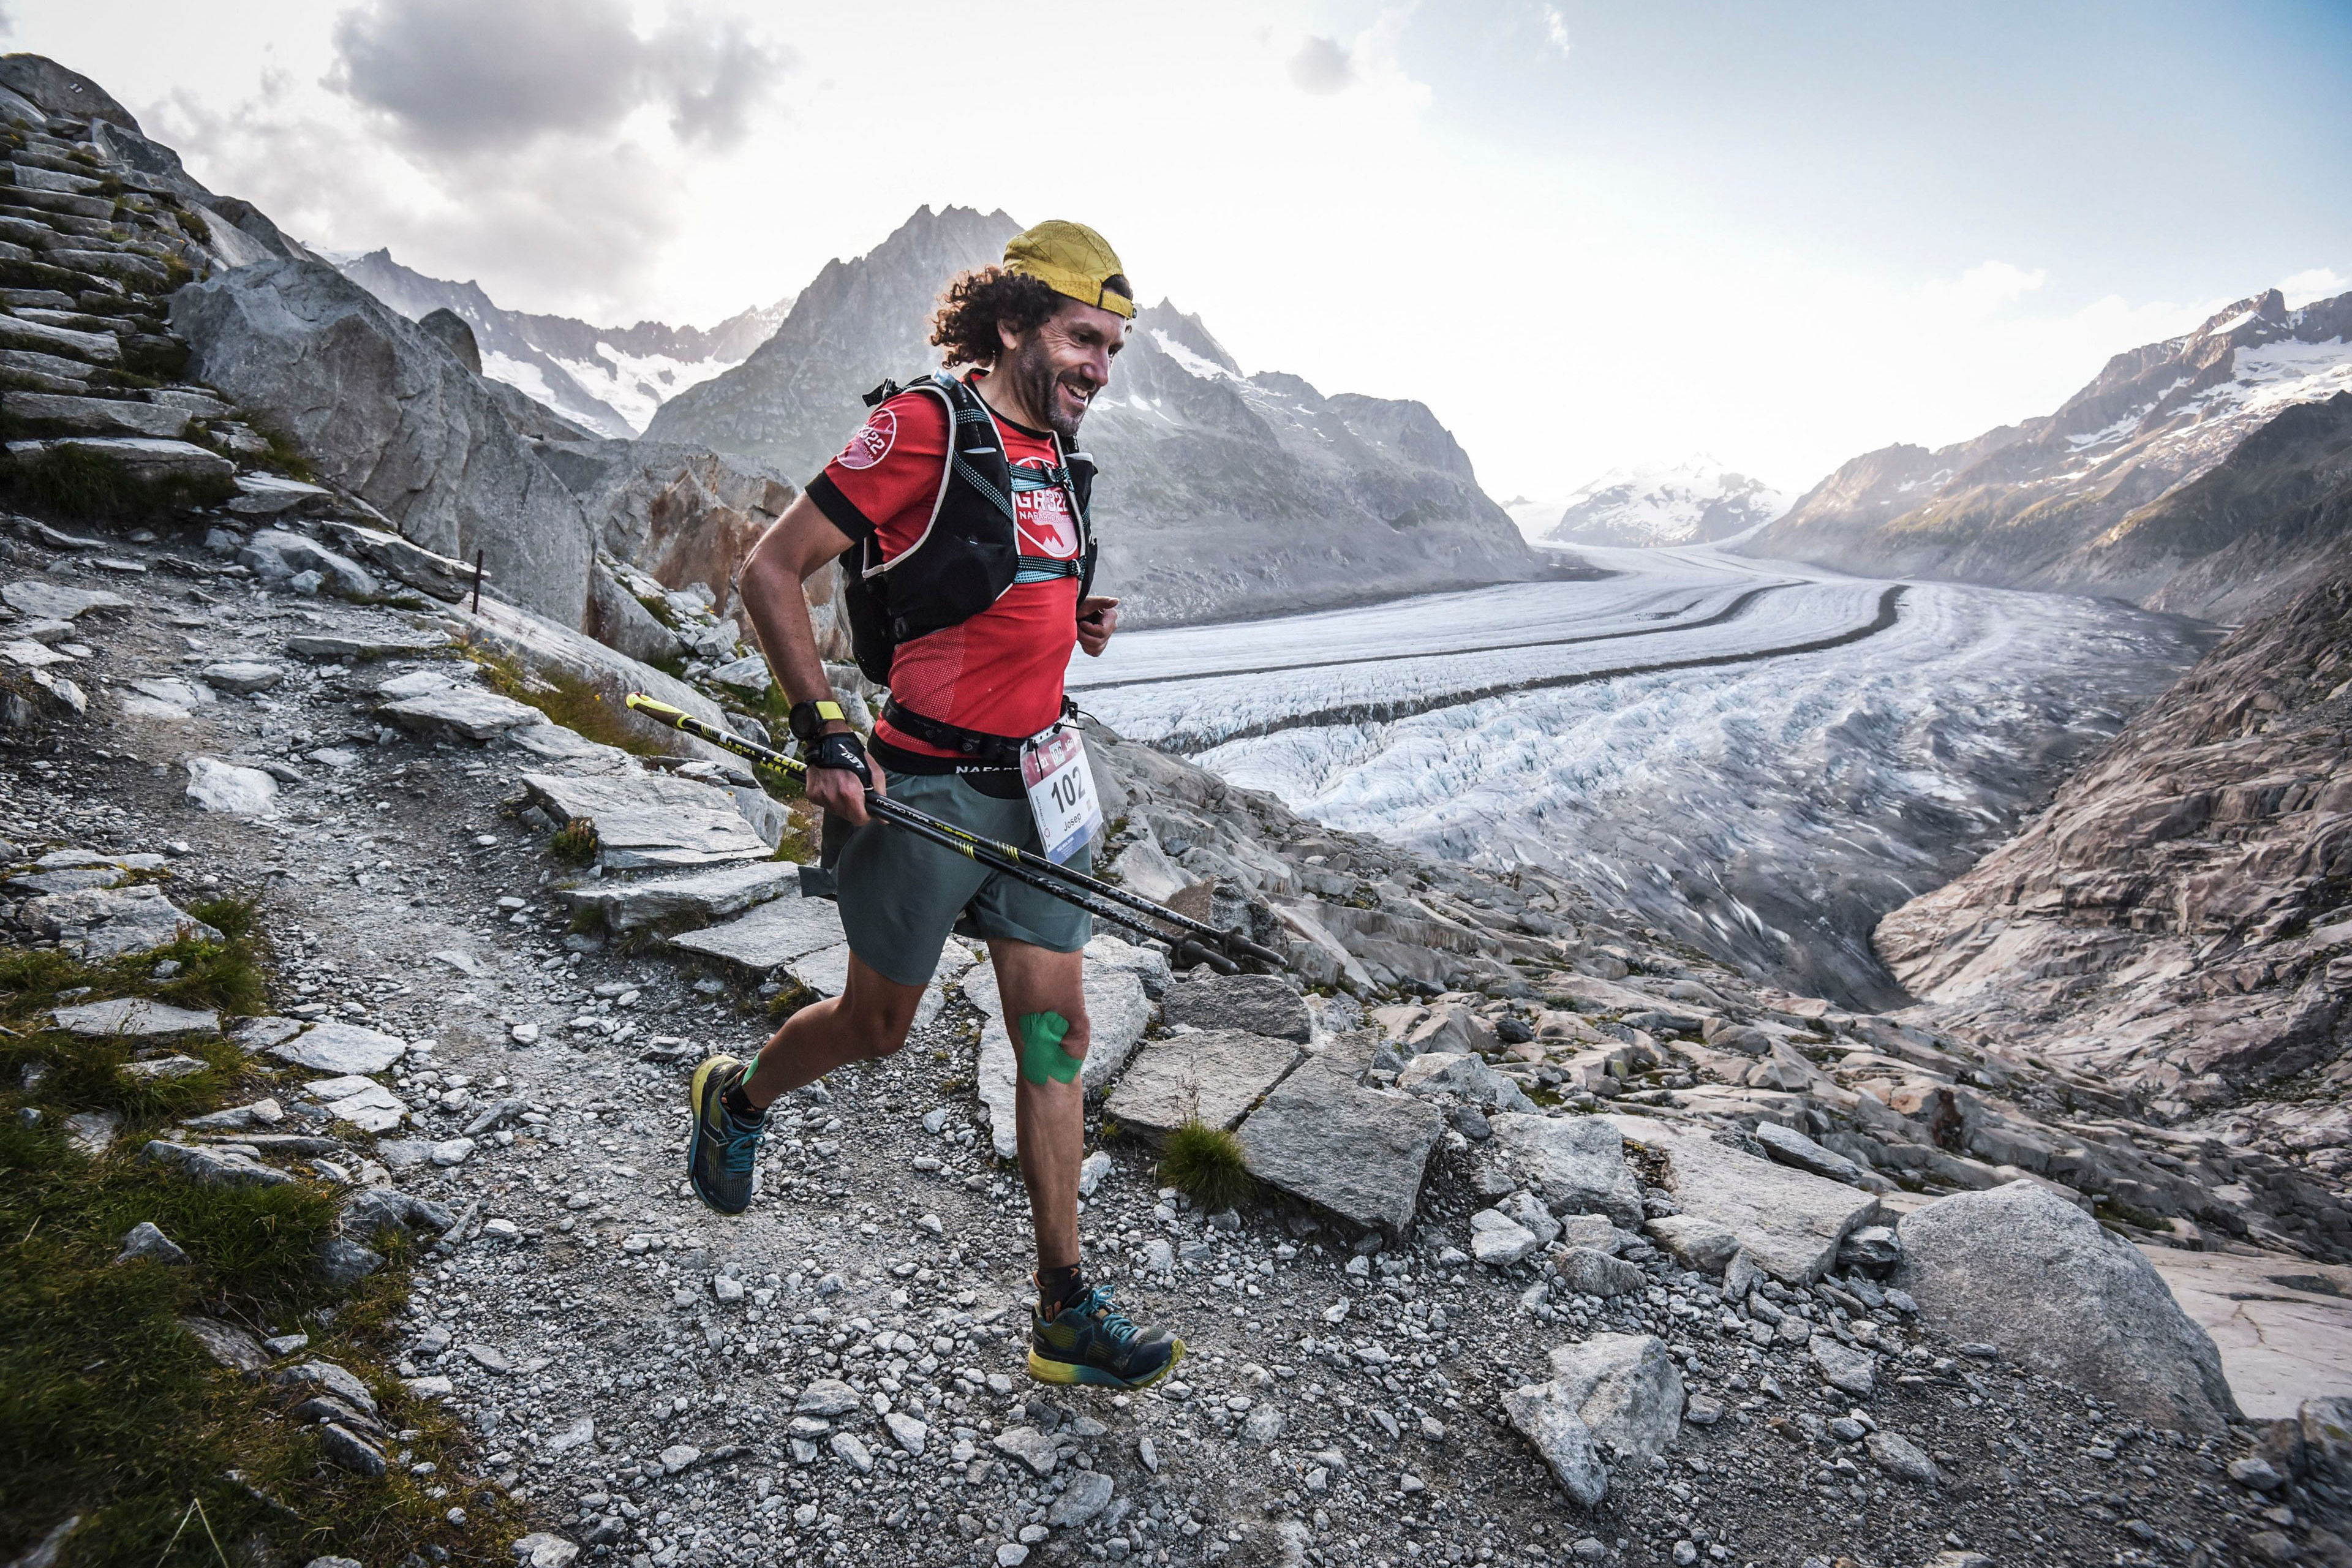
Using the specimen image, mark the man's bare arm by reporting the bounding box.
[737,492,882,823]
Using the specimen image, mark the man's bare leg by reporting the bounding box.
[739,952,924,1107]
[991,938,1090,1276]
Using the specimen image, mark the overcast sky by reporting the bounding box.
[14,1,2352,502]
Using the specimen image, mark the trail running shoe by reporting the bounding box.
[685,1054,763,1215]
[1027,1283,1185,1390]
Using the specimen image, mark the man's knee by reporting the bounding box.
[850,1013,914,1060]
[1017,1010,1090,1085]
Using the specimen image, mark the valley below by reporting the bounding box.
[1072,546,2215,1009]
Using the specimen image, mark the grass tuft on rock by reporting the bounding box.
[1158,1120,1255,1210]
[549,815,599,865]
[459,641,662,756]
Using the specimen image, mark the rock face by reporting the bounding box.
[1877,572,2352,1196]
[1895,1181,2240,1433]
[647,205,1547,627]
[538,439,794,620]
[170,258,597,628]
[1743,288,2352,614]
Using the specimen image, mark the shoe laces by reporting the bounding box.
[1074,1284,1139,1348]
[713,1106,764,1175]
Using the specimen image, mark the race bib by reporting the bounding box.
[1020,727,1102,865]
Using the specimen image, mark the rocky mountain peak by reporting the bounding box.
[0,53,141,134]
[1746,281,2352,611]
[1136,300,1241,377]
[2190,286,2290,342]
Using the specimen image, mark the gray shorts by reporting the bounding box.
[832,771,1093,989]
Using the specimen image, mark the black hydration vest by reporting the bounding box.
[837,371,1098,694]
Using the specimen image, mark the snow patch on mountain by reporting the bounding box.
[1544,456,1787,548]
[333,248,791,439]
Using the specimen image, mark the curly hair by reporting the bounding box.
[929,266,1063,367]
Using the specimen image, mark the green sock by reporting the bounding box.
[1017,1012,1082,1086]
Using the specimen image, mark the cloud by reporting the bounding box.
[2280,266,2348,307]
[329,0,790,155]
[1538,6,1570,55]
[1288,35,1355,94]
[149,68,680,318]
[1923,259,2049,317]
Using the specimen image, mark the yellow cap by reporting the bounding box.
[1004,219,1133,320]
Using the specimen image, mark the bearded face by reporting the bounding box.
[996,298,1126,441]
[1005,330,1094,441]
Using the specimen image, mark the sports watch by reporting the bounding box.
[788,698,846,742]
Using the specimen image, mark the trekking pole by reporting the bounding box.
[625,695,1287,974]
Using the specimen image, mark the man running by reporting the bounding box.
[683,220,1183,1392]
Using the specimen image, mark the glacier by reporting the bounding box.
[1072,545,2212,1007]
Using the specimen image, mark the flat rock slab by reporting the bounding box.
[143,1139,292,1188]
[789,943,853,998]
[1236,1061,1444,1232]
[3,579,129,620]
[507,722,638,774]
[1161,972,1312,1041]
[382,685,546,742]
[268,1020,408,1075]
[200,661,282,695]
[286,630,450,662]
[668,891,845,971]
[186,756,277,814]
[566,860,797,934]
[52,997,219,1037]
[1487,1112,1646,1231]
[2137,1246,2352,1419]
[318,1081,407,1133]
[1102,1028,1302,1138]
[1896,1180,2237,1433]
[521,771,767,870]
[17,883,221,959]
[969,962,1156,1158]
[8,865,126,894]
[1755,1120,1864,1184]
[24,435,232,481]
[1603,1113,1881,1284]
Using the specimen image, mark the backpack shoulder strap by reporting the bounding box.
[862,372,968,578]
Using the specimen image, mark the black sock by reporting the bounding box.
[720,1070,762,1124]
[1037,1264,1085,1315]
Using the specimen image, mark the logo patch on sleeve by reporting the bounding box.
[837,407,897,470]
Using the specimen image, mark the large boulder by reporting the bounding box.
[1894,1181,2240,1433]
[170,258,595,628]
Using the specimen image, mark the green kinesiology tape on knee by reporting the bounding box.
[1018,1011,1082,1086]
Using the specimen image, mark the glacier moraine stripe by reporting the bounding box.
[1140,584,1909,753]
[1066,581,1801,692]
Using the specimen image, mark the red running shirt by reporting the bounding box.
[807,372,1081,758]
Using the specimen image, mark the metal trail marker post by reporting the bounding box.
[623,693,1289,976]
